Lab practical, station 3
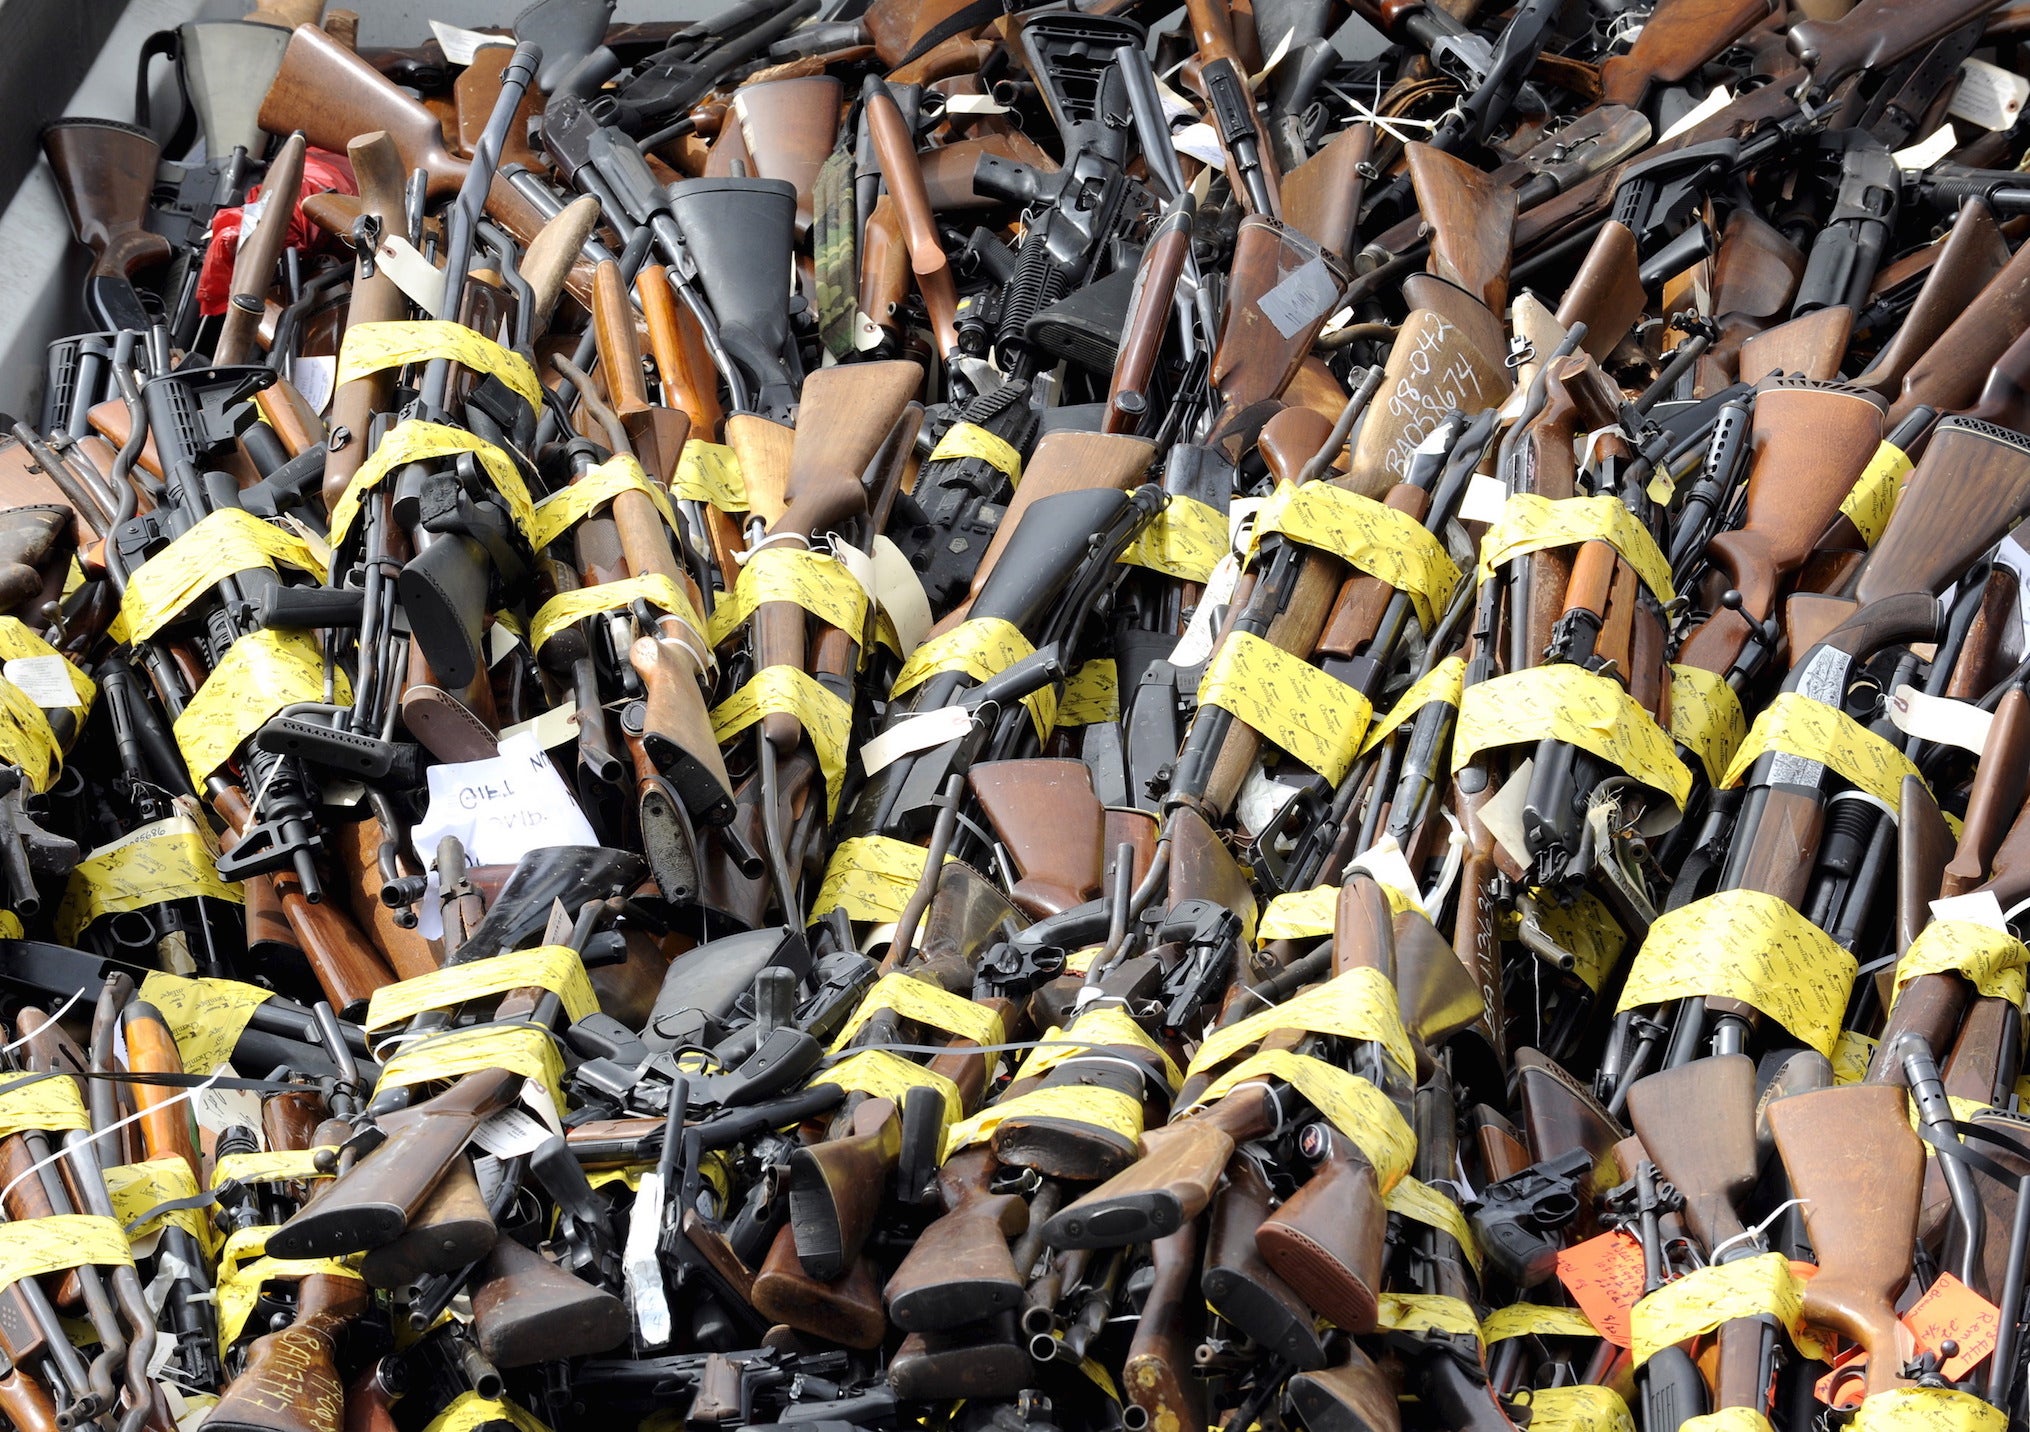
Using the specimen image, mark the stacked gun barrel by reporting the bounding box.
[12,0,2030,1428]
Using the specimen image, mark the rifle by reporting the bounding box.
[204,1275,367,1432]
[212,131,308,367]
[1597,0,1777,109]
[883,1148,1031,1329]
[40,120,171,333]
[1789,0,2013,99]
[470,1235,630,1367]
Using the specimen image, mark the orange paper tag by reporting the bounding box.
[1813,1344,1867,1410]
[1556,1230,1646,1349]
[1904,1272,1999,1380]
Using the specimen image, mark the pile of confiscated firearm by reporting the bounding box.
[15,0,2030,1428]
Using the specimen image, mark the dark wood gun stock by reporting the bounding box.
[967,760,1105,917]
[1853,418,2030,607]
[1043,1086,1276,1248]
[1790,0,2011,96]
[206,1274,366,1432]
[1554,221,1643,363]
[729,77,842,233]
[40,120,172,286]
[470,1236,629,1365]
[1895,776,1954,965]
[357,1156,497,1289]
[1408,143,1516,319]
[592,262,651,418]
[883,1148,1029,1329]
[216,131,308,366]
[1107,210,1193,435]
[1207,219,1348,452]
[1123,1222,1206,1432]
[1943,690,2030,897]
[1856,201,2008,401]
[1256,1126,1386,1333]
[1203,1154,1328,1368]
[1891,235,2030,423]
[1598,0,1775,107]
[1281,125,1371,263]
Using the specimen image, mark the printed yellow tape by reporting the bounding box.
[1257,883,1413,946]
[374,1024,565,1107]
[710,665,852,818]
[1679,1410,1771,1432]
[137,971,272,1077]
[891,617,1056,741]
[1386,1175,1482,1274]
[1483,1304,1599,1343]
[1523,1387,1636,1432]
[928,421,1021,481]
[1454,665,1690,808]
[105,1155,208,1248]
[1529,890,1625,994]
[334,320,542,412]
[1668,664,1746,786]
[672,440,748,511]
[173,628,349,785]
[1896,921,2027,1008]
[1839,442,1912,549]
[1477,493,1675,603]
[1189,964,1416,1078]
[0,1215,132,1292]
[0,677,60,792]
[366,945,598,1036]
[528,455,682,552]
[120,508,323,645]
[1188,1048,1415,1190]
[1014,1006,1182,1092]
[1057,659,1119,726]
[326,420,535,560]
[1721,690,1920,811]
[819,1047,963,1130]
[55,815,242,942]
[829,972,1005,1054]
[946,1082,1144,1156]
[808,834,950,924]
[1850,1388,2007,1432]
[527,572,707,656]
[1120,494,1227,583]
[1199,631,1373,785]
[211,1148,335,1189]
[1359,657,1465,756]
[1629,1251,1829,1366]
[707,546,869,647]
[1254,481,1460,627]
[0,911,18,940]
[0,1072,89,1139]
[424,1393,555,1432]
[0,618,92,713]
[1833,1027,1878,1085]
[215,1224,360,1349]
[1617,890,1856,1058]
[1376,1293,1482,1341]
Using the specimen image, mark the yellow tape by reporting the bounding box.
[211,1148,335,1188]
[707,546,869,647]
[1015,1006,1182,1092]
[890,617,1055,740]
[120,508,323,645]
[55,815,242,942]
[0,1072,89,1139]
[1850,1388,2007,1432]
[105,1155,208,1248]
[1833,1027,1878,1085]
[1254,482,1461,627]
[1386,1175,1481,1275]
[365,945,599,1036]
[1839,442,1912,549]
[1629,1252,1829,1366]
[928,421,1021,480]
[0,677,60,792]
[1721,690,1920,811]
[0,1215,132,1292]
[1618,890,1856,1058]
[1668,664,1746,786]
[1529,890,1625,994]
[1477,493,1675,603]
[710,665,852,818]
[527,572,707,657]
[1680,1411,1771,1432]
[946,1082,1143,1156]
[138,972,273,1078]
[425,1393,555,1432]
[672,440,748,510]
[1256,883,1414,947]
[1057,659,1119,726]
[326,420,535,560]
[0,618,92,714]
[1896,921,2027,1008]
[1199,631,1372,785]
[1454,665,1690,807]
[819,1047,964,1130]
[808,835,949,924]
[1189,964,1416,1078]
[1359,657,1465,756]
[215,1224,360,1349]
[1189,1048,1415,1190]
[374,1024,565,1107]
[335,320,542,412]
[1483,1304,1598,1342]
[1522,1387,1635,1432]
[1120,495,1227,583]
[0,911,18,940]
[829,973,1005,1053]
[1376,1293,1482,1341]
[173,628,348,785]
[527,455,682,552]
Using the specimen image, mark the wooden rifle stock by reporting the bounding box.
[215,131,308,366]
[1598,0,1775,107]
[1855,200,2007,401]
[1790,0,2010,96]
[727,77,843,233]
[1553,221,1643,364]
[1407,143,1516,318]
[1891,234,2030,422]
[1207,219,1348,451]
[455,45,545,174]
[967,759,1105,917]
[1122,1222,1206,1432]
[322,131,408,512]
[205,1274,366,1432]
[1281,125,1372,264]
[40,119,173,330]
[883,1148,1030,1329]
[1852,418,2030,606]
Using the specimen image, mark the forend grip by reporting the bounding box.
[262,586,367,630]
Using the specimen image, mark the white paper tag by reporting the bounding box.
[1952,59,2030,132]
[3,655,77,709]
[944,93,1012,115]
[472,1106,552,1158]
[1931,889,2009,931]
[624,1169,674,1346]
[1173,122,1227,167]
[1236,765,1301,839]
[520,1078,563,1135]
[1893,126,1958,172]
[289,354,336,416]
[1659,85,1733,142]
[1169,550,1240,668]
[487,621,522,666]
[500,696,582,752]
[192,1063,265,1141]
[411,730,599,870]
[1478,758,1535,871]
[1154,77,1198,124]
[1885,683,1992,756]
[1344,835,1425,915]
[1458,473,1509,525]
[861,704,974,776]
[374,234,449,312]
[430,19,511,65]
[872,535,933,655]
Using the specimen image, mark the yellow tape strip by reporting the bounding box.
[528,455,682,552]
[55,816,242,942]
[808,834,950,924]
[373,1024,565,1107]
[946,1082,1144,1157]
[120,508,323,645]
[1376,1292,1482,1341]
[215,1223,359,1349]
[138,972,273,1078]
[0,1215,132,1292]
[0,677,60,793]
[0,618,92,714]
[1477,493,1675,603]
[1721,690,1920,810]
[1617,889,1856,1058]
[335,320,542,412]
[1833,1027,1877,1085]
[1254,482,1461,627]
[366,945,599,1036]
[1188,1048,1415,1190]
[527,572,707,656]
[423,1393,555,1432]
[1256,882,1415,944]
[819,1047,963,1131]
[672,440,748,511]
[0,911,18,940]
[1359,657,1465,756]
[928,421,1021,480]
[1120,494,1227,583]
[707,546,869,648]
[1529,890,1626,994]
[1386,1175,1482,1275]
[891,617,1056,741]
[105,1155,208,1249]
[1520,1386,1635,1432]
[710,665,852,818]
[211,1148,336,1188]
[1015,1006,1183,1092]
[1057,659,1119,726]
[0,1073,88,1139]
[1630,1251,1829,1366]
[828,972,1005,1053]
[173,628,349,785]
[1199,631,1373,785]
[1839,441,1912,549]
[1668,664,1746,786]
[1483,1304,1599,1343]
[1896,921,2027,1008]
[1189,963,1416,1078]
[1680,1412,1771,1432]
[1454,665,1690,808]
[326,420,535,560]
[1850,1388,2007,1432]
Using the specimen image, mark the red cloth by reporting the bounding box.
[196,146,359,317]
